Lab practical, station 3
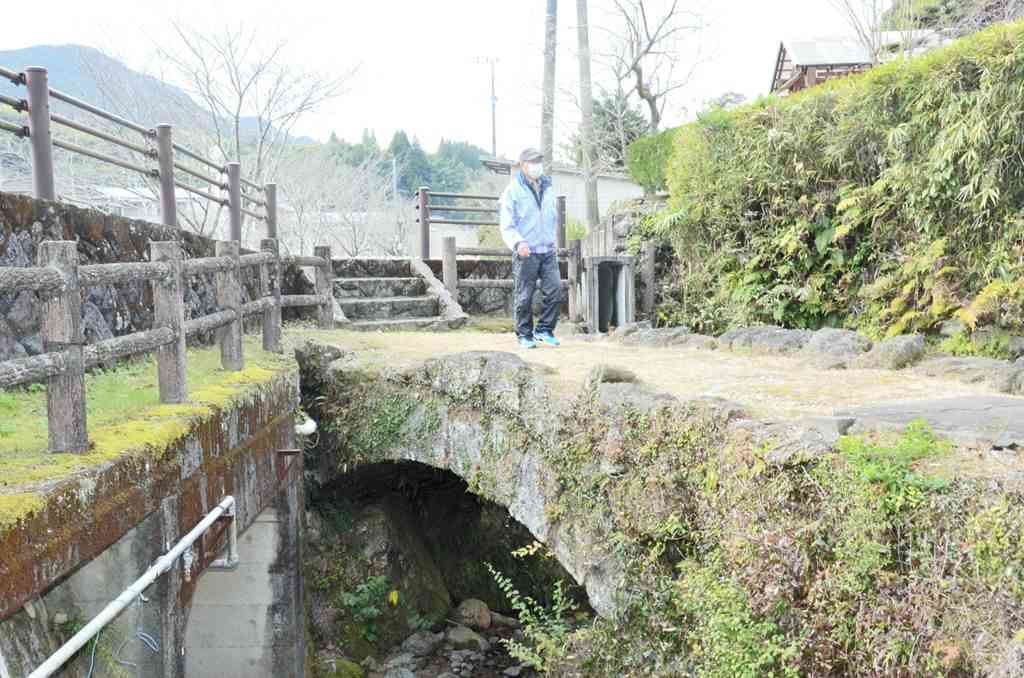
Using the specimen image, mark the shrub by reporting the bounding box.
[656,20,1024,334]
[627,128,678,193]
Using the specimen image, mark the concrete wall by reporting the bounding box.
[186,476,305,678]
[548,169,645,225]
[0,370,302,678]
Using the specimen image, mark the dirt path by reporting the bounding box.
[290,329,1004,420]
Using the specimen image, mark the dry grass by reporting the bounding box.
[286,329,1001,419]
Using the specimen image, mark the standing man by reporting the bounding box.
[500,148,562,349]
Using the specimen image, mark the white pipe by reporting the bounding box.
[28,496,237,678]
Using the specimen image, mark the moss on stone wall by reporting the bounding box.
[0,338,295,528]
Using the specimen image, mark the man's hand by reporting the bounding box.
[516,241,531,257]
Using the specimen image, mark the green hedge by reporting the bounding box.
[655,20,1024,336]
[627,128,677,193]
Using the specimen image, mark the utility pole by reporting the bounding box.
[541,0,558,165]
[475,57,499,157]
[576,0,600,230]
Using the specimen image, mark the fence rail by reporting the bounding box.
[414,187,569,260]
[0,64,272,240]
[0,238,334,453]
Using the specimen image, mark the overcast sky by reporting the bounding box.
[2,0,858,161]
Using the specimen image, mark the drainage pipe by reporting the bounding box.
[27,496,237,678]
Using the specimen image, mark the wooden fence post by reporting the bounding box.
[568,240,582,323]
[261,238,282,352]
[156,125,177,228]
[216,240,243,370]
[151,241,187,403]
[642,240,657,318]
[314,245,334,329]
[39,241,87,453]
[418,186,431,259]
[442,236,458,298]
[227,162,242,243]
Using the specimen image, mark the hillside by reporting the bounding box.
[0,45,314,143]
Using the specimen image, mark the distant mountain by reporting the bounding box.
[0,45,205,128]
[0,45,317,144]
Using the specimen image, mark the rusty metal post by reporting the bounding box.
[264,183,278,239]
[556,195,567,251]
[418,186,430,259]
[156,125,177,227]
[39,241,87,453]
[25,67,56,200]
[227,162,242,242]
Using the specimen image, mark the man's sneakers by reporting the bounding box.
[518,336,538,349]
[534,332,561,347]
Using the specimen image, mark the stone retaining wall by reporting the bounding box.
[0,191,311,361]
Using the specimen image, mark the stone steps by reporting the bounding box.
[333,277,426,299]
[339,295,439,322]
[332,258,412,279]
[346,316,467,332]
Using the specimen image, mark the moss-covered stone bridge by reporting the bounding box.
[3,321,1024,676]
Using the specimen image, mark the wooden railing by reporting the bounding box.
[0,240,333,453]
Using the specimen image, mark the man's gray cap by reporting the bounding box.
[518,148,544,163]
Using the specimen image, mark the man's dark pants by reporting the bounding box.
[513,251,561,339]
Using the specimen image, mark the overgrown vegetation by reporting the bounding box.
[640,21,1024,337]
[546,384,1024,676]
[627,128,677,193]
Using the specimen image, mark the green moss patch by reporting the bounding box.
[0,337,294,527]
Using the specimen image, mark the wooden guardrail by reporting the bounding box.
[0,241,334,453]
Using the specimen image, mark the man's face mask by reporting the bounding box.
[526,162,544,179]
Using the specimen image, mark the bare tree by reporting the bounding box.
[577,0,601,230]
[278,148,393,258]
[828,0,885,63]
[541,0,559,163]
[603,0,705,133]
[159,22,355,240]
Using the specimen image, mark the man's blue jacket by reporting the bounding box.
[499,170,557,254]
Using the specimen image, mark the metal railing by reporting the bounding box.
[0,238,334,453]
[0,64,276,242]
[414,187,570,260]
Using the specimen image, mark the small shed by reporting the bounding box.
[770,39,873,94]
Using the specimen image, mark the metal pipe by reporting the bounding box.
[51,138,157,177]
[0,93,25,111]
[156,125,177,228]
[209,499,239,570]
[0,120,28,138]
[227,162,242,242]
[265,183,278,239]
[426,192,499,200]
[27,497,237,678]
[427,205,498,213]
[240,206,265,221]
[173,160,225,189]
[47,88,151,137]
[240,190,265,207]
[428,218,499,227]
[171,142,223,172]
[51,113,155,157]
[0,65,24,85]
[240,175,263,192]
[174,180,228,206]
[25,68,55,200]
